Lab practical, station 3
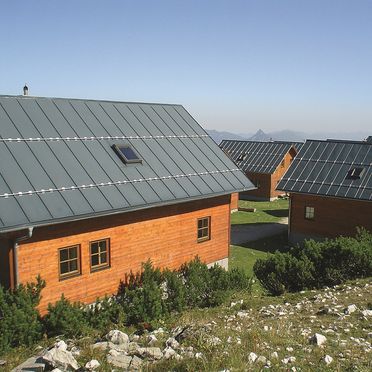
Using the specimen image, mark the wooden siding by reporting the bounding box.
[0,238,12,288]
[289,193,372,240]
[230,193,239,211]
[15,195,231,313]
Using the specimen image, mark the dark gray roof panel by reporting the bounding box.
[0,95,254,233]
[219,140,294,174]
[277,139,372,201]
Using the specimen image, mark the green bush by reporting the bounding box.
[254,228,372,295]
[120,261,164,324]
[162,269,186,313]
[44,295,88,338]
[0,276,45,353]
[86,296,125,332]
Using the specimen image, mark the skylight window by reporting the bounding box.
[346,167,365,180]
[112,144,142,164]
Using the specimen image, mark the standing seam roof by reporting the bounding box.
[0,96,254,233]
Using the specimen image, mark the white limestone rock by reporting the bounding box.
[166,337,180,349]
[42,347,79,371]
[85,359,100,370]
[248,352,258,363]
[106,330,129,346]
[324,355,333,365]
[309,333,327,346]
[107,354,132,369]
[344,304,357,315]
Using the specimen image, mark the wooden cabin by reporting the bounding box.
[219,140,300,201]
[0,95,254,312]
[277,139,372,243]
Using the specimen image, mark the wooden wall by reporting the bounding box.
[15,195,231,313]
[289,193,372,241]
[271,149,295,198]
[0,238,12,288]
[230,193,239,211]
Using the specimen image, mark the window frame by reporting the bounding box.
[58,245,81,280]
[304,206,315,220]
[112,144,142,164]
[197,216,211,243]
[89,238,111,272]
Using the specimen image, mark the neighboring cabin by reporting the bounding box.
[0,95,254,312]
[219,140,300,201]
[277,139,372,243]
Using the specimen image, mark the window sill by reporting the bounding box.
[90,265,111,273]
[59,272,81,281]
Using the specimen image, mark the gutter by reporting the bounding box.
[13,227,34,287]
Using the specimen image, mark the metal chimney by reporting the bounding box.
[23,84,28,96]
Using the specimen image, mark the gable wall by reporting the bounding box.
[271,150,296,198]
[16,195,231,313]
[289,193,372,243]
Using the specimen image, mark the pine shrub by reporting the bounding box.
[44,295,88,338]
[0,276,45,353]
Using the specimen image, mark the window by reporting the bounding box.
[59,245,80,279]
[197,217,211,242]
[346,167,365,180]
[112,144,142,164]
[305,206,315,220]
[90,239,110,271]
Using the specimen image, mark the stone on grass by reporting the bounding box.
[270,352,278,359]
[248,352,258,363]
[324,355,333,365]
[257,356,267,364]
[286,347,293,352]
[11,356,45,372]
[361,309,372,317]
[0,360,6,366]
[309,333,327,346]
[166,337,180,349]
[130,355,143,369]
[43,346,79,371]
[344,304,357,314]
[163,346,177,359]
[147,334,158,345]
[106,330,129,346]
[107,354,132,369]
[282,356,296,364]
[136,347,163,360]
[85,359,100,370]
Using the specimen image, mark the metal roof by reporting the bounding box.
[219,140,295,174]
[0,95,254,233]
[277,139,372,201]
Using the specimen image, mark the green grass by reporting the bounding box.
[230,232,289,277]
[231,198,289,225]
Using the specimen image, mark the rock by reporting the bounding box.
[195,352,203,359]
[282,356,296,364]
[309,333,327,346]
[237,311,249,318]
[54,341,67,352]
[147,334,158,345]
[0,360,6,366]
[130,356,143,370]
[163,346,177,359]
[361,309,372,317]
[108,349,120,357]
[257,356,267,364]
[344,304,357,314]
[166,337,180,349]
[248,352,258,363]
[286,347,294,352]
[324,355,333,365]
[263,325,269,331]
[106,330,129,346]
[270,352,278,359]
[208,336,222,346]
[128,342,141,353]
[85,359,100,370]
[11,357,45,372]
[107,354,132,369]
[91,341,112,351]
[43,346,79,371]
[136,347,163,360]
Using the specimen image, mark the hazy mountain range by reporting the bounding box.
[207,129,370,144]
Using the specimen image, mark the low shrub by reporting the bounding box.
[44,295,88,338]
[86,296,125,332]
[254,228,372,295]
[0,276,45,353]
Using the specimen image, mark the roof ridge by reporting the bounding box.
[0,94,183,107]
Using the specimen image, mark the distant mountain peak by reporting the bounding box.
[249,129,271,141]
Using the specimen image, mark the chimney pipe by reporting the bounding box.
[23,84,28,96]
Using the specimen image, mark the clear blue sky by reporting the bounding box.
[1,0,371,134]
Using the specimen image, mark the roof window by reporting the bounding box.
[346,167,365,180]
[112,144,142,164]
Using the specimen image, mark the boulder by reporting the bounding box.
[10,356,45,372]
[136,347,163,360]
[257,356,267,364]
[107,354,132,369]
[42,347,79,371]
[106,330,129,346]
[344,304,357,315]
[163,346,177,359]
[361,309,372,317]
[166,337,180,349]
[130,355,143,370]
